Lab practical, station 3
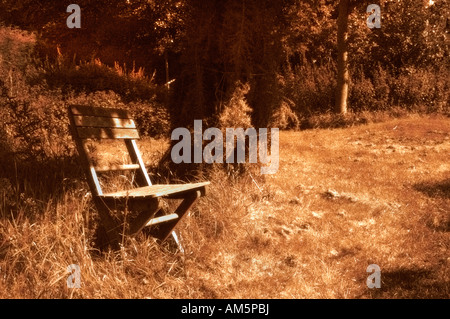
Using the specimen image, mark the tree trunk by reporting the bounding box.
[335,0,350,114]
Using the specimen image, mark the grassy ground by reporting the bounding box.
[0,114,448,299]
[263,115,449,298]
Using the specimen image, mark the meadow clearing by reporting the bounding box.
[0,114,448,299]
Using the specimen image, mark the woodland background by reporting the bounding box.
[1,1,448,162]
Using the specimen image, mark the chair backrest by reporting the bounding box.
[68,105,152,196]
[69,105,139,139]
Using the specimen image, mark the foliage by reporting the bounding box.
[218,82,252,129]
[389,66,450,112]
[349,67,376,112]
[128,100,171,138]
[269,99,300,130]
[2,0,449,127]
[283,1,336,67]
[0,1,448,181]
[350,0,449,71]
[33,52,161,103]
[280,63,337,116]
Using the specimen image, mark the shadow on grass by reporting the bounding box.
[413,179,450,232]
[363,267,449,299]
[414,179,450,199]
[0,153,84,220]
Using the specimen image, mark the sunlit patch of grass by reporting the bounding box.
[267,115,449,298]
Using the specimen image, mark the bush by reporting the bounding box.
[371,66,391,111]
[281,63,337,116]
[279,61,449,120]
[128,100,171,138]
[217,82,255,177]
[269,99,300,130]
[389,67,449,112]
[349,69,375,112]
[218,82,252,129]
[1,88,72,162]
[32,53,161,103]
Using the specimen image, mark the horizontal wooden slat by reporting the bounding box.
[146,214,179,227]
[73,115,136,129]
[70,105,132,119]
[100,182,210,199]
[77,127,140,139]
[95,164,140,172]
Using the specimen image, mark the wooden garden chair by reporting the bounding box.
[68,104,209,250]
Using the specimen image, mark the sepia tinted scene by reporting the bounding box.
[0,0,448,299]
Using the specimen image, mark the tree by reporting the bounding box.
[335,0,350,114]
[170,0,292,129]
[365,0,449,71]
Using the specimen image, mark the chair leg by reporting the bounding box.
[127,199,160,236]
[171,230,184,253]
[151,190,201,242]
[93,200,122,249]
[94,197,160,248]
[94,224,120,250]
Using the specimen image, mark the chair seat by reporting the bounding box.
[99,182,210,199]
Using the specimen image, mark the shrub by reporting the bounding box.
[217,82,255,176]
[349,69,376,112]
[269,99,300,130]
[33,53,161,103]
[218,82,253,129]
[281,63,337,116]
[128,100,171,138]
[371,66,391,111]
[390,67,450,112]
[1,88,72,162]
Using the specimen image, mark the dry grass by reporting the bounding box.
[0,115,448,299]
[264,114,449,298]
